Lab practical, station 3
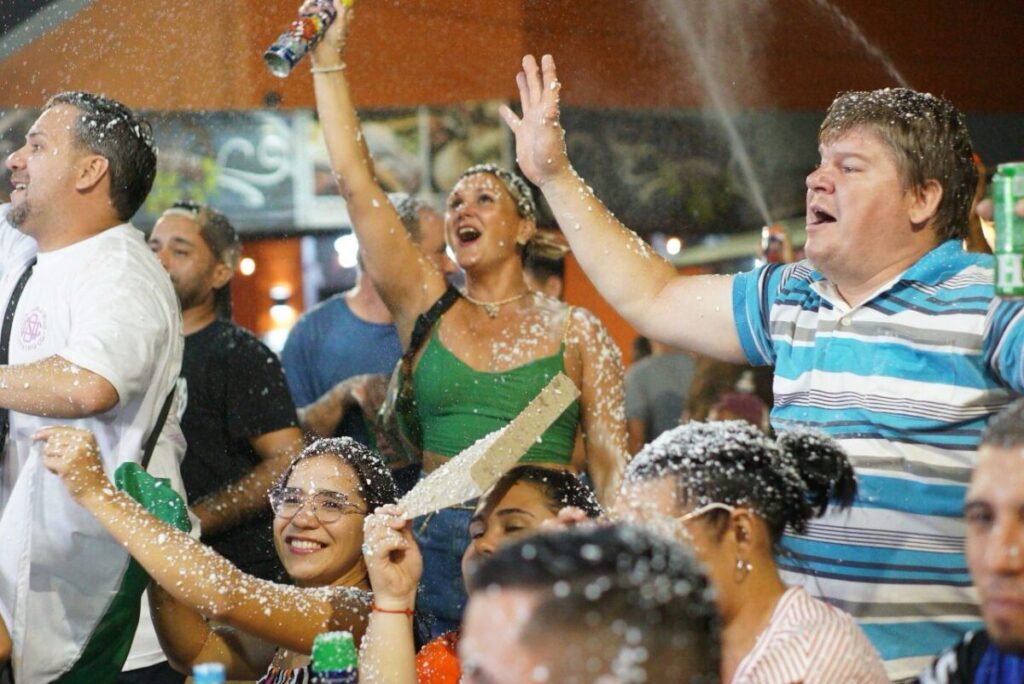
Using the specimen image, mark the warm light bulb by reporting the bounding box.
[239,257,256,276]
[270,303,296,326]
[666,237,682,256]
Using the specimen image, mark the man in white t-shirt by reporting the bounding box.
[0,92,181,682]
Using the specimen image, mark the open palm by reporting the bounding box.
[500,54,571,187]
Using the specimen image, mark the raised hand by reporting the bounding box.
[362,505,422,610]
[307,0,353,67]
[34,426,108,501]
[499,54,572,188]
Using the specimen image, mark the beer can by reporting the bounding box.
[993,162,1024,299]
[263,0,339,78]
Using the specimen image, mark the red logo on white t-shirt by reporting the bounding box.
[20,308,46,349]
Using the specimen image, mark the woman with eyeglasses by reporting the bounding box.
[34,427,394,682]
[617,420,888,683]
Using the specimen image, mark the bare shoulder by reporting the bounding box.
[562,305,621,363]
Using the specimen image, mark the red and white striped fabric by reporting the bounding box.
[732,587,889,683]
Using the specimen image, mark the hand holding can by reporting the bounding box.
[263,0,351,78]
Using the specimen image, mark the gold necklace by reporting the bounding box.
[462,290,530,318]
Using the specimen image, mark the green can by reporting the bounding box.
[993,162,1024,299]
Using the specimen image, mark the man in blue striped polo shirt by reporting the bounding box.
[501,54,1024,679]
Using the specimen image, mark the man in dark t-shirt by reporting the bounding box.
[918,400,1024,684]
[148,201,303,581]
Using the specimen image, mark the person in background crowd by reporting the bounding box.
[308,4,627,639]
[619,421,887,682]
[461,523,721,684]
[358,466,602,684]
[149,201,304,583]
[682,357,773,426]
[632,334,653,363]
[0,91,180,682]
[503,55,1024,676]
[522,227,568,300]
[37,428,392,683]
[919,399,1024,683]
[625,340,695,452]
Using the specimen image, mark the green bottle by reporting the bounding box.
[311,631,358,683]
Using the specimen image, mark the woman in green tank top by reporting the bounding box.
[308,2,627,639]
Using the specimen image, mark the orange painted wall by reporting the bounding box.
[231,237,304,335]
[2,0,1022,111]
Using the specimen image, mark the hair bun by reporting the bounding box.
[776,429,857,517]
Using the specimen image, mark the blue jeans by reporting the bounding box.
[413,505,473,641]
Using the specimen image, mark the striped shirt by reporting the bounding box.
[732,240,1024,679]
[733,587,888,683]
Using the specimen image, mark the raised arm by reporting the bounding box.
[148,585,275,678]
[36,426,370,654]
[500,55,744,361]
[570,310,628,506]
[308,1,446,341]
[359,506,421,684]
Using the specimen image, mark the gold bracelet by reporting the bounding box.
[311,63,347,74]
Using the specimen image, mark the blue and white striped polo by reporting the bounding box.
[732,239,1024,679]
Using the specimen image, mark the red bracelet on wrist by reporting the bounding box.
[371,602,414,617]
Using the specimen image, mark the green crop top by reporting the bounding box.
[412,325,580,464]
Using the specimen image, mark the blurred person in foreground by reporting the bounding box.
[461,523,720,684]
[503,55,1024,677]
[919,399,1024,683]
[618,421,887,682]
[0,91,180,681]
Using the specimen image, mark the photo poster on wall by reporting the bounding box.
[0,102,512,235]
[294,100,513,231]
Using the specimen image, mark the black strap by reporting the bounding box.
[140,388,175,471]
[405,285,461,362]
[0,258,37,453]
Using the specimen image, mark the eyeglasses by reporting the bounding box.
[677,502,737,523]
[269,487,366,524]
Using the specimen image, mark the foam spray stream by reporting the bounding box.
[806,0,911,88]
[652,0,773,227]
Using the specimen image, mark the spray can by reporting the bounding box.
[993,162,1024,299]
[263,0,348,78]
[311,630,358,683]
